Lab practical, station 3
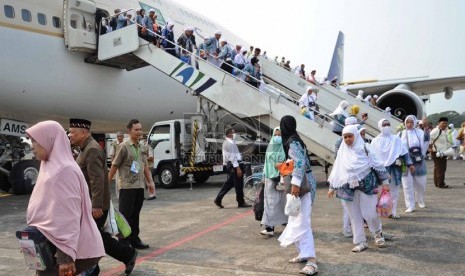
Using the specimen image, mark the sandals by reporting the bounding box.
[389,214,400,219]
[374,233,385,247]
[289,256,308,263]
[351,242,368,253]
[300,261,318,275]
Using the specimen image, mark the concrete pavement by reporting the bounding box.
[1,160,464,275]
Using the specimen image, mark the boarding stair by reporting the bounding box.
[260,58,403,137]
[91,23,340,164]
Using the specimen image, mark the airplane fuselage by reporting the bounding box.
[0,0,242,132]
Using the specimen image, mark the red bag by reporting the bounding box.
[376,189,393,218]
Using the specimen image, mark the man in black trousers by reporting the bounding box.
[214,128,252,208]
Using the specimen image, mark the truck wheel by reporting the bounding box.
[10,160,40,195]
[0,163,13,192]
[158,164,178,189]
[193,172,210,184]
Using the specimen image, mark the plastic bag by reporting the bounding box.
[376,189,393,218]
[103,201,119,236]
[285,194,301,217]
[114,208,132,239]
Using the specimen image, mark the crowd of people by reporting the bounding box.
[20,7,465,276]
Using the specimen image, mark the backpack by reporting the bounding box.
[253,183,265,221]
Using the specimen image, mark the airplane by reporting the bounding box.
[326,32,465,120]
[1,0,464,194]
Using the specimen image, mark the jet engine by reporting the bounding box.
[376,84,425,120]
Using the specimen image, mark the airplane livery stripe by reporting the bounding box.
[194,78,217,94]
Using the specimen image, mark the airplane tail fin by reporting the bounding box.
[327,31,344,82]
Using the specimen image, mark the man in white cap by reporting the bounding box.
[205,30,222,67]
[177,26,197,64]
[218,38,234,74]
[298,85,318,120]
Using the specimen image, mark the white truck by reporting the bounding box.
[147,115,226,188]
[0,119,40,195]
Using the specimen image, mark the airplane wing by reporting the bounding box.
[346,75,465,96]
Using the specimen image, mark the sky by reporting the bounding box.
[179,0,465,115]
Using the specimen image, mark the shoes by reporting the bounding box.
[374,232,385,247]
[146,195,157,201]
[343,230,353,238]
[299,261,318,275]
[405,208,415,213]
[124,249,138,275]
[351,242,368,253]
[382,232,395,241]
[388,214,400,219]
[213,199,224,209]
[418,201,426,208]
[238,203,252,208]
[438,185,449,189]
[289,256,308,263]
[260,229,274,236]
[131,240,149,250]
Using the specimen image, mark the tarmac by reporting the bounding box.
[1,159,464,276]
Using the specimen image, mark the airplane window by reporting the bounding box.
[52,16,61,28]
[4,5,14,18]
[70,19,77,29]
[21,9,31,22]
[37,13,47,25]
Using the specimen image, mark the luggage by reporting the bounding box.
[253,183,265,221]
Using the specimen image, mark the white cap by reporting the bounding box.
[373,95,379,99]
[345,117,358,126]
[185,26,194,31]
[149,8,155,13]
[215,30,222,35]
[449,123,454,128]
[220,38,227,43]
[306,85,314,92]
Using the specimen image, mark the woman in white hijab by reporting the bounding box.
[355,90,364,101]
[330,100,350,136]
[371,118,414,219]
[328,125,390,252]
[363,95,372,105]
[399,115,428,212]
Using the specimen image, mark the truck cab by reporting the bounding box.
[147,116,223,188]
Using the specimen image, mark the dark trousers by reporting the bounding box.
[220,61,234,75]
[119,188,145,244]
[95,210,135,264]
[215,165,245,204]
[432,155,448,187]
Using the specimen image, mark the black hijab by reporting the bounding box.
[280,115,306,157]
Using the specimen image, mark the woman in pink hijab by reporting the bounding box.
[26,121,105,275]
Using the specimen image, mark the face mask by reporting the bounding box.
[381,126,391,135]
[232,133,237,140]
[273,136,282,144]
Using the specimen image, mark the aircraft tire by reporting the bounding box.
[158,164,178,189]
[10,160,40,195]
[0,163,13,192]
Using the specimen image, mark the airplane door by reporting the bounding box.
[148,124,175,169]
[64,0,97,52]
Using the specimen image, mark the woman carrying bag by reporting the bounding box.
[25,121,105,275]
[260,127,287,236]
[277,116,318,276]
[328,125,390,253]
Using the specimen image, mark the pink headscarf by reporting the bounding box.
[26,121,104,261]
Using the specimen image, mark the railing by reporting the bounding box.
[99,11,345,134]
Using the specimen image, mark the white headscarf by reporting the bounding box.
[363,95,372,103]
[329,100,349,117]
[356,90,364,100]
[371,118,408,166]
[328,125,386,189]
[400,115,426,152]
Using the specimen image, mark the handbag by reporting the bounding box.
[103,201,119,236]
[114,209,132,239]
[16,226,56,271]
[282,173,310,196]
[253,183,265,221]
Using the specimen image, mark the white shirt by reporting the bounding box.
[222,138,241,167]
[298,93,317,109]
